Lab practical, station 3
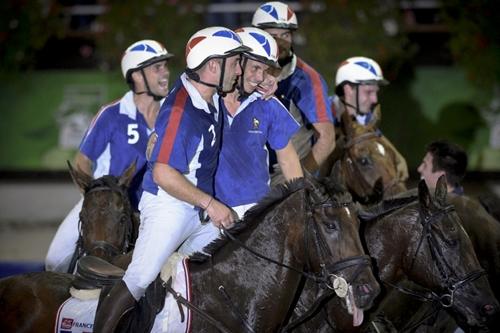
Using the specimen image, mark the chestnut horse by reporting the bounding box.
[0,176,380,333]
[330,111,407,204]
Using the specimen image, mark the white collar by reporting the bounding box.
[180,73,219,115]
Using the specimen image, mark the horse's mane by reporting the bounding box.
[189,177,307,262]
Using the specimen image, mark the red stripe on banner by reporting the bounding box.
[183,258,192,333]
[157,88,189,164]
[296,58,329,122]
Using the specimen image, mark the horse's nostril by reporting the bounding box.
[482,304,497,316]
[357,284,371,295]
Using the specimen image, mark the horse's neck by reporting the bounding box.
[187,191,307,331]
[365,206,419,283]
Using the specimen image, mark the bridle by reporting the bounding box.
[386,204,486,331]
[342,131,403,200]
[68,179,134,273]
[164,185,373,333]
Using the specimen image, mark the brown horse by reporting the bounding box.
[66,161,138,271]
[0,163,138,333]
[290,177,499,332]
[329,111,407,204]
[0,176,380,333]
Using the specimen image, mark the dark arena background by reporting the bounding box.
[1,2,500,331]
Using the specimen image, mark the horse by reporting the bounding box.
[328,110,407,204]
[66,161,138,271]
[290,176,499,332]
[0,175,381,333]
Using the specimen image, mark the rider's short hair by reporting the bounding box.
[426,140,468,188]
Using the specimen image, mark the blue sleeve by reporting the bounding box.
[266,98,300,150]
[79,108,115,161]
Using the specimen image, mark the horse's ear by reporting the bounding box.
[331,160,346,189]
[304,173,328,204]
[367,105,382,129]
[340,111,355,138]
[67,160,92,193]
[372,177,384,202]
[418,179,434,213]
[435,175,448,206]
[118,159,137,188]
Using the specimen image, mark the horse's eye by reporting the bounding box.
[323,221,338,231]
[359,157,371,166]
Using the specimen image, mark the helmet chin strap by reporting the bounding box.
[237,57,251,101]
[133,69,164,101]
[185,58,234,97]
[341,85,378,117]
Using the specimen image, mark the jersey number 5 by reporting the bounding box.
[127,124,139,144]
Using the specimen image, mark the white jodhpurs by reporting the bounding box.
[45,197,83,272]
[232,203,256,220]
[123,189,221,300]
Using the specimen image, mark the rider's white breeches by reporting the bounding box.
[124,189,220,301]
[45,197,83,272]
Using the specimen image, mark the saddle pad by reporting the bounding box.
[151,257,191,333]
[54,297,97,333]
[54,255,191,333]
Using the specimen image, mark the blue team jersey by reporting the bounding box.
[276,56,334,125]
[215,94,300,207]
[142,74,222,198]
[79,91,154,208]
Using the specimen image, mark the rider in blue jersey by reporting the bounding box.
[45,39,173,273]
[215,27,303,217]
[252,1,335,179]
[334,56,409,182]
[93,27,247,333]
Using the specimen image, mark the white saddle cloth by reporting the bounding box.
[55,253,191,333]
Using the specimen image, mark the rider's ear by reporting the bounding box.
[68,160,92,193]
[118,159,137,187]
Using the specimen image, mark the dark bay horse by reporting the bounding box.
[290,177,499,332]
[0,176,380,333]
[66,161,138,271]
[329,111,407,204]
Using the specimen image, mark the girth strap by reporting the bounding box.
[163,277,233,333]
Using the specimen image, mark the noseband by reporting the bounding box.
[76,182,133,263]
[390,205,485,310]
[343,131,403,197]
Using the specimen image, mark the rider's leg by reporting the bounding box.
[93,280,136,333]
[45,197,83,272]
[93,190,199,332]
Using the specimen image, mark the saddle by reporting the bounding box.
[72,255,125,290]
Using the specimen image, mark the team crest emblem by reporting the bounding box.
[252,117,260,130]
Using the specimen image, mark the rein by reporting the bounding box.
[68,182,133,273]
[387,204,486,329]
[164,189,372,333]
[342,131,403,200]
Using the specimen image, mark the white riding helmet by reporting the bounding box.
[235,27,279,68]
[252,1,298,30]
[185,26,250,70]
[121,40,173,80]
[335,56,388,95]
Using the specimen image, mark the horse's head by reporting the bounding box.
[335,111,405,204]
[406,176,499,328]
[301,172,380,325]
[68,161,137,263]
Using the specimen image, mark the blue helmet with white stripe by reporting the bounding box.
[335,56,388,95]
[235,27,279,68]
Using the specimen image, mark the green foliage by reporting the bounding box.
[95,0,206,79]
[0,1,63,71]
[441,0,500,89]
[298,0,412,89]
